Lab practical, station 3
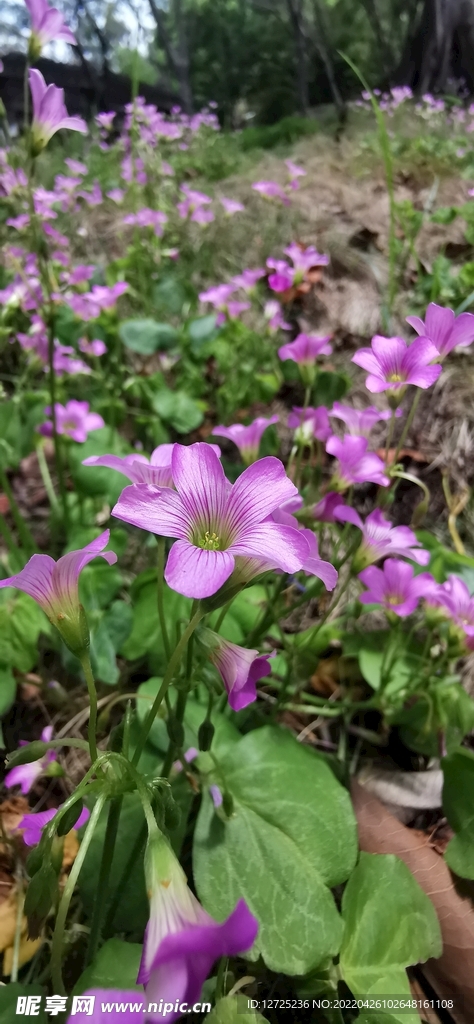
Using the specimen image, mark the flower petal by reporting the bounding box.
[224,457,298,535]
[230,522,309,573]
[171,443,228,529]
[165,541,234,598]
[113,484,190,538]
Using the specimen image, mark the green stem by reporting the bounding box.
[157,538,171,660]
[132,608,204,766]
[384,409,396,467]
[392,389,421,467]
[302,575,352,649]
[80,653,99,764]
[36,442,60,515]
[294,383,312,490]
[51,793,106,995]
[0,467,35,555]
[46,321,69,529]
[85,795,123,967]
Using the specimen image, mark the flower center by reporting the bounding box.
[387,372,404,383]
[198,530,222,550]
[387,593,401,605]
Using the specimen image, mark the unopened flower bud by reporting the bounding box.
[56,800,85,837]
[198,720,215,752]
[166,716,185,748]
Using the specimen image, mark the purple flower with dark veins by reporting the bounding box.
[211,416,279,464]
[358,559,434,617]
[406,302,474,359]
[29,70,87,152]
[25,0,76,54]
[326,435,390,489]
[334,507,430,571]
[39,401,104,443]
[198,626,273,709]
[112,443,310,599]
[352,335,441,400]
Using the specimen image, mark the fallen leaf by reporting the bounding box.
[356,766,443,809]
[379,448,428,465]
[351,779,474,1023]
[3,935,42,975]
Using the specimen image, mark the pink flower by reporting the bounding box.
[311,492,346,523]
[285,159,306,189]
[0,531,116,654]
[112,443,310,600]
[428,575,474,644]
[252,180,290,205]
[406,303,474,359]
[39,401,104,443]
[5,725,56,794]
[15,804,90,846]
[29,69,87,152]
[79,337,107,357]
[329,402,400,436]
[334,507,430,570]
[326,435,389,489]
[107,188,125,204]
[211,415,279,464]
[137,834,258,1024]
[271,505,338,590]
[231,268,266,292]
[220,197,245,216]
[83,443,214,488]
[278,333,332,373]
[198,627,273,709]
[199,283,248,324]
[25,0,76,52]
[264,300,291,332]
[352,335,441,397]
[358,559,434,617]
[65,158,87,176]
[288,406,331,443]
[123,208,168,236]
[267,244,329,292]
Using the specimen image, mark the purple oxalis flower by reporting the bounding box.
[5,725,56,794]
[220,197,245,216]
[84,443,221,488]
[199,627,273,709]
[334,507,430,571]
[0,531,117,654]
[406,302,474,359]
[428,575,474,645]
[39,401,104,443]
[15,804,90,846]
[288,407,332,444]
[264,300,291,332]
[25,0,76,52]
[278,333,332,371]
[330,402,401,436]
[358,559,434,617]
[137,834,258,1023]
[112,442,310,600]
[29,69,87,152]
[252,180,290,205]
[352,335,441,398]
[231,268,266,292]
[311,491,346,523]
[326,435,390,489]
[211,416,279,464]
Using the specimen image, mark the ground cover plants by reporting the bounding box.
[3,6,474,1024]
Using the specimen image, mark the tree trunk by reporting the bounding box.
[148,0,193,113]
[398,0,474,93]
[359,0,396,78]
[285,0,309,114]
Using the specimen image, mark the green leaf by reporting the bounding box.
[152,387,204,433]
[0,985,47,1023]
[0,592,49,672]
[340,853,442,1024]
[74,938,142,994]
[153,276,187,315]
[79,793,149,936]
[194,726,357,975]
[0,664,16,717]
[442,746,474,878]
[90,602,133,685]
[120,574,192,666]
[188,314,219,352]
[312,371,350,407]
[206,995,269,1023]
[80,561,123,611]
[69,427,131,503]
[119,319,178,354]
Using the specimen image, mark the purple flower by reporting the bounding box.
[279,332,332,364]
[79,337,107,357]
[65,158,87,176]
[220,197,245,216]
[358,559,434,617]
[406,303,474,359]
[137,834,258,1022]
[311,491,346,523]
[83,444,183,488]
[29,70,87,152]
[199,627,273,709]
[209,784,223,807]
[334,507,430,570]
[329,402,400,436]
[123,208,168,236]
[429,575,474,641]
[231,268,266,292]
[107,188,125,204]
[211,416,279,464]
[5,725,56,794]
[288,407,332,444]
[112,443,310,600]
[264,300,291,332]
[39,401,104,443]
[198,283,249,324]
[25,0,76,52]
[285,159,306,188]
[267,245,329,292]
[271,506,338,590]
[0,531,117,654]
[15,804,90,846]
[326,435,390,489]
[252,180,290,205]
[352,335,441,397]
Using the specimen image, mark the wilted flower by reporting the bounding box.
[352,335,441,400]
[198,627,273,709]
[326,435,389,489]
[358,559,434,617]
[5,726,56,794]
[112,443,310,599]
[211,416,279,464]
[39,401,104,443]
[334,507,430,571]
[25,0,76,56]
[29,69,87,153]
[406,303,474,359]
[288,406,332,444]
[0,531,117,656]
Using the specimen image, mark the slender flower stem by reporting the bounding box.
[132,607,204,766]
[46,321,69,529]
[392,389,421,467]
[36,442,60,515]
[11,867,24,984]
[157,538,171,659]
[80,653,99,764]
[384,409,396,467]
[0,467,35,555]
[301,575,353,650]
[294,383,312,490]
[85,795,123,967]
[51,793,106,995]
